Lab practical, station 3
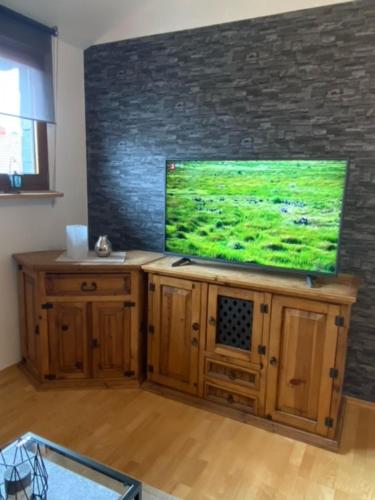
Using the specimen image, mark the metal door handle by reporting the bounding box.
[208,316,216,326]
[191,337,198,347]
[270,356,277,366]
[81,281,97,292]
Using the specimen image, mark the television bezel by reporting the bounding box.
[163,158,350,277]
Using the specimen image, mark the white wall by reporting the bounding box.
[96,0,351,45]
[0,39,87,370]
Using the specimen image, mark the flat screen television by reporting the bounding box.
[164,160,348,275]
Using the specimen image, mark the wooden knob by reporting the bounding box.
[191,337,198,347]
[289,378,304,386]
[192,322,200,332]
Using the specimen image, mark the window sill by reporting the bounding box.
[0,190,64,200]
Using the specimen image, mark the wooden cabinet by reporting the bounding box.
[143,256,359,449]
[45,296,134,385]
[206,285,268,367]
[14,250,161,388]
[205,358,260,392]
[204,285,269,415]
[46,301,134,381]
[147,275,204,395]
[14,251,359,449]
[45,273,131,296]
[265,296,341,436]
[48,302,90,380]
[92,302,132,379]
[204,381,258,415]
[20,270,41,379]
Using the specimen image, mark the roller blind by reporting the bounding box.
[0,5,56,123]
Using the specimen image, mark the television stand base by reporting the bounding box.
[171,257,193,267]
[306,274,317,288]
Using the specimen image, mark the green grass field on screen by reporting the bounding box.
[165,160,347,274]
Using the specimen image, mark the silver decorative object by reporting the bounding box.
[94,235,112,257]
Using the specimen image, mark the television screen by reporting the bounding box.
[165,160,348,275]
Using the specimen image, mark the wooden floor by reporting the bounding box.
[0,366,374,500]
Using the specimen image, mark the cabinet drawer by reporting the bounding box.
[204,381,257,415]
[205,358,259,391]
[45,274,131,296]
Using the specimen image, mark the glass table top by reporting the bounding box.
[0,433,141,500]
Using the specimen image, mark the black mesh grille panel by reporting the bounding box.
[216,296,253,351]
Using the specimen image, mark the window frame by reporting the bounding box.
[0,120,49,191]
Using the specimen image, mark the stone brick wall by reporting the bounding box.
[85,0,375,401]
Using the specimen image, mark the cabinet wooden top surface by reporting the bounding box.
[14,250,163,272]
[142,257,360,305]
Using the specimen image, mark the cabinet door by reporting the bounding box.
[91,302,131,379]
[21,271,40,377]
[148,275,202,395]
[206,285,266,366]
[48,303,90,379]
[265,295,340,436]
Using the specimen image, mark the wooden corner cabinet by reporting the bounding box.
[14,250,161,388]
[143,257,360,450]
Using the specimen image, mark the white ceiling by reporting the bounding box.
[1,0,352,49]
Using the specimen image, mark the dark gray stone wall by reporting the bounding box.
[85,0,375,401]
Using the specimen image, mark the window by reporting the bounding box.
[0,5,56,192]
[0,115,48,190]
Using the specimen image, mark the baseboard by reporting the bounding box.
[345,395,375,410]
[0,363,18,375]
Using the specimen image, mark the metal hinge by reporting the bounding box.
[149,283,156,292]
[35,325,40,335]
[124,370,135,377]
[260,304,269,314]
[329,367,339,379]
[148,325,155,335]
[90,338,99,349]
[124,301,136,308]
[44,374,56,380]
[41,303,53,310]
[335,315,345,327]
[324,417,334,428]
[147,364,154,373]
[258,345,266,355]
